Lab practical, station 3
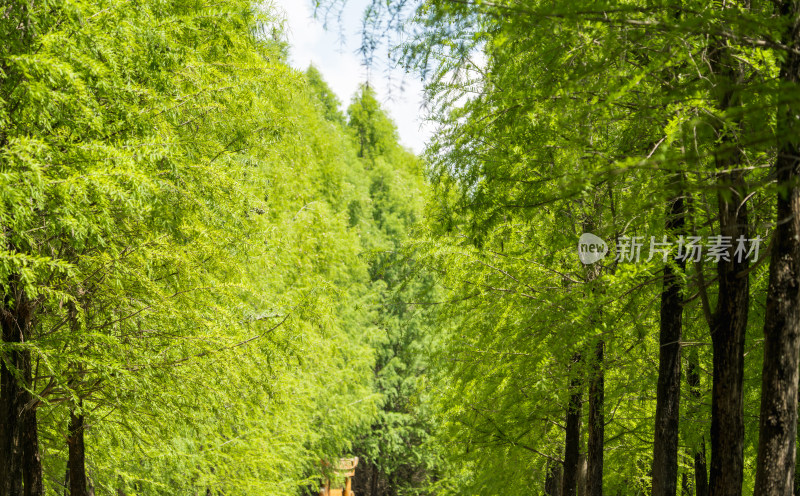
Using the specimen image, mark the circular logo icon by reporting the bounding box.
[578,233,608,265]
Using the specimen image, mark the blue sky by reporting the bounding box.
[271,0,433,154]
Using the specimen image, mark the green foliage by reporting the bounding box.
[341,86,444,496]
[307,65,347,125]
[7,0,795,494]
[347,85,401,160]
[320,0,790,494]
[0,1,433,494]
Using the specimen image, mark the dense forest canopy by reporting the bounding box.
[3,0,800,496]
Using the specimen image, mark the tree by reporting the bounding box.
[347,85,400,160]
[0,1,413,493]
[330,1,785,494]
[753,0,800,492]
[307,64,346,125]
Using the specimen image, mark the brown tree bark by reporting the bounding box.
[795,423,800,496]
[577,454,587,496]
[21,351,42,496]
[0,279,41,496]
[0,354,24,496]
[652,193,686,496]
[1,374,22,495]
[587,341,604,496]
[707,158,749,496]
[370,459,379,496]
[753,2,800,493]
[545,459,562,496]
[562,353,583,496]
[581,213,603,496]
[68,410,88,496]
[687,355,709,496]
[795,446,800,496]
[707,33,750,496]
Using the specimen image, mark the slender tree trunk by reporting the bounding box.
[652,193,686,496]
[687,355,709,496]
[753,2,800,492]
[795,423,800,496]
[707,33,750,496]
[21,351,42,496]
[708,170,749,496]
[695,442,709,496]
[370,459,378,496]
[546,459,562,496]
[581,213,603,496]
[563,352,583,496]
[587,341,604,496]
[68,410,88,496]
[0,354,24,496]
[561,353,583,496]
[0,279,41,496]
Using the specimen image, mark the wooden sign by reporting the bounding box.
[320,457,359,496]
[334,457,358,478]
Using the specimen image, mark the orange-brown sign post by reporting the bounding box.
[320,457,358,496]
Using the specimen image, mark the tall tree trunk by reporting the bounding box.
[0,352,24,496]
[708,164,749,496]
[695,439,710,496]
[795,420,800,496]
[753,1,800,492]
[582,213,603,496]
[563,352,583,496]
[0,279,41,496]
[688,355,709,496]
[21,351,42,496]
[587,341,604,496]
[652,193,686,496]
[546,459,562,496]
[370,459,379,496]
[68,409,88,496]
[707,33,750,496]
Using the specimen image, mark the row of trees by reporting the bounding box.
[14,0,800,494]
[329,0,800,494]
[0,1,438,494]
